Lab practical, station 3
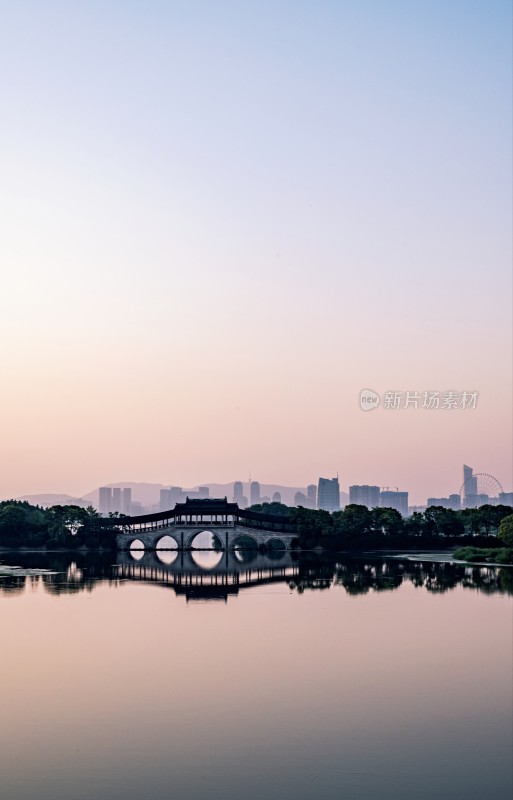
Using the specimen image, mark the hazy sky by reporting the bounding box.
[1,0,511,504]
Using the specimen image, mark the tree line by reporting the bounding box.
[1,498,512,552]
[251,501,513,549]
[0,501,117,549]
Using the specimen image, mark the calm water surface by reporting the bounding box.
[1,551,512,800]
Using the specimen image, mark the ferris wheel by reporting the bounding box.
[459,473,502,507]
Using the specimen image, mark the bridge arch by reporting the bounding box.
[129,538,145,560]
[263,538,287,560]
[231,533,259,551]
[155,534,179,550]
[186,529,224,550]
[264,537,287,551]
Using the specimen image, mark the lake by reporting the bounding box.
[1,551,512,800]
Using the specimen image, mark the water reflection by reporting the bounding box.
[0,551,511,800]
[156,549,178,566]
[1,551,512,600]
[129,539,145,560]
[190,549,224,569]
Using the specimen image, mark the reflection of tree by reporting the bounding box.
[290,556,512,597]
[1,552,512,598]
[499,569,513,594]
[0,575,27,594]
[0,552,117,596]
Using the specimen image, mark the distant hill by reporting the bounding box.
[17,494,88,508]
[16,482,349,512]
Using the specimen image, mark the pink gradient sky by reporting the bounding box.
[0,2,511,505]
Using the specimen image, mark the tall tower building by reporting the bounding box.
[380,490,409,516]
[99,487,112,515]
[160,487,184,511]
[463,465,478,507]
[349,485,381,509]
[122,488,132,515]
[499,492,513,506]
[160,489,171,511]
[250,481,261,506]
[112,487,122,513]
[307,484,317,509]
[233,481,244,503]
[317,477,340,512]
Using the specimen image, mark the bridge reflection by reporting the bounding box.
[1,551,512,601]
[115,550,298,600]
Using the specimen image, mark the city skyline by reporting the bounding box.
[14,461,512,514]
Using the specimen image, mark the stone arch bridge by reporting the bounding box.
[105,498,298,551]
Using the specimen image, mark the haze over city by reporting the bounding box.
[1,1,511,506]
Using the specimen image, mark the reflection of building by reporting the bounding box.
[250,481,260,505]
[317,477,340,512]
[427,494,460,511]
[349,485,380,509]
[380,491,408,516]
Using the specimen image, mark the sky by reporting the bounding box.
[0,0,511,504]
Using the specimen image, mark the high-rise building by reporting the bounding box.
[380,491,409,516]
[122,488,132,515]
[99,487,112,515]
[294,491,308,506]
[464,493,489,509]
[349,485,380,509]
[250,481,260,505]
[160,486,185,511]
[499,492,513,506]
[307,484,317,509]
[427,494,460,511]
[272,492,281,503]
[317,477,340,512]
[233,481,244,503]
[160,489,170,511]
[112,487,122,513]
[463,465,478,507]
